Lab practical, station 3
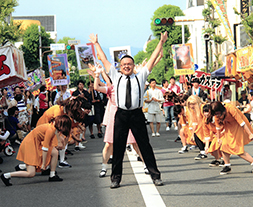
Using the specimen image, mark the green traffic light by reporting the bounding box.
[154,18,161,25]
[66,45,71,50]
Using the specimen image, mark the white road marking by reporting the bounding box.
[127,150,166,207]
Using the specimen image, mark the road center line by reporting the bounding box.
[127,150,166,207]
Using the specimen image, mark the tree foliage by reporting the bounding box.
[202,0,227,71]
[21,24,54,77]
[0,0,22,46]
[233,7,253,43]
[134,4,190,83]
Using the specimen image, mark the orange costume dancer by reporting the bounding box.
[174,105,195,154]
[1,115,72,186]
[202,104,224,167]
[36,97,86,168]
[210,102,253,175]
[186,95,206,160]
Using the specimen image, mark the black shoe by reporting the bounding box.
[219,160,225,167]
[99,169,107,178]
[65,149,73,155]
[137,156,142,162]
[153,179,163,186]
[220,166,231,175]
[15,165,26,171]
[1,174,12,186]
[126,145,132,152]
[41,168,50,175]
[74,146,80,152]
[174,136,181,142]
[110,181,120,189]
[194,153,208,160]
[97,133,103,138]
[90,134,95,139]
[0,157,3,164]
[107,158,113,164]
[0,169,1,173]
[49,174,63,182]
[178,147,188,154]
[144,167,150,174]
[209,160,221,167]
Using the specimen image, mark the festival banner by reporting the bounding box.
[171,43,195,75]
[75,43,96,76]
[47,53,70,86]
[180,71,224,92]
[225,52,237,76]
[236,45,253,72]
[211,0,234,43]
[109,46,131,70]
[0,45,27,88]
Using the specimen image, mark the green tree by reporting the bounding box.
[0,0,22,46]
[233,7,253,44]
[202,0,227,71]
[21,24,54,77]
[134,4,190,83]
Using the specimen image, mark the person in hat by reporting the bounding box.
[187,78,207,101]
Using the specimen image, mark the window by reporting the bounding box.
[197,0,204,6]
[188,0,194,8]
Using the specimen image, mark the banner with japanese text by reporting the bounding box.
[47,53,70,86]
[180,71,224,92]
[211,0,234,44]
[171,43,195,76]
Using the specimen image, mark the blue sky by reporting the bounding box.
[14,0,186,57]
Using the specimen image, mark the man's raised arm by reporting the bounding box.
[89,33,112,73]
[146,31,168,72]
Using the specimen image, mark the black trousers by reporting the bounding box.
[194,133,205,151]
[111,108,160,183]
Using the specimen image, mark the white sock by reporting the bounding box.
[251,162,253,166]
[4,173,11,179]
[109,155,113,159]
[19,164,26,170]
[50,171,55,178]
[59,149,65,163]
[224,163,231,166]
[200,150,205,155]
[182,146,187,150]
[178,135,181,138]
[102,163,107,170]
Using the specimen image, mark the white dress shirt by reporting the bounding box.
[54,91,71,105]
[109,65,150,110]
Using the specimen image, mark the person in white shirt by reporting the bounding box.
[144,79,164,137]
[89,31,167,189]
[53,85,71,105]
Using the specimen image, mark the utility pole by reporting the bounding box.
[38,26,43,69]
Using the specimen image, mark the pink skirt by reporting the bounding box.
[103,103,136,144]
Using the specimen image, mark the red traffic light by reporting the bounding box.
[154,17,174,26]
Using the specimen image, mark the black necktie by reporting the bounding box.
[125,76,131,109]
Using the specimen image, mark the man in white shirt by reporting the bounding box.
[144,79,164,137]
[89,32,167,189]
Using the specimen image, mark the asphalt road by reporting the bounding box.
[1,123,253,207]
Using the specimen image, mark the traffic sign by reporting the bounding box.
[50,43,65,51]
[68,40,80,45]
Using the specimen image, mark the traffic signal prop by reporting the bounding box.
[154,18,174,26]
[65,44,75,50]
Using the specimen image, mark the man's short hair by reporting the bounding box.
[241,90,246,95]
[162,79,168,86]
[87,81,94,87]
[170,76,176,80]
[149,78,156,84]
[120,55,135,64]
[191,78,200,84]
[77,80,85,85]
[40,85,46,92]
